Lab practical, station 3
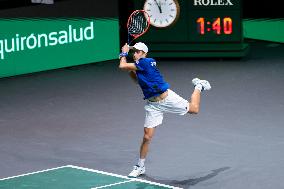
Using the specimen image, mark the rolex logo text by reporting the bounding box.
[194,0,233,6]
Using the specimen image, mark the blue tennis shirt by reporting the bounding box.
[134,58,169,99]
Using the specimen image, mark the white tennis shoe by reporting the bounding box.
[192,78,211,91]
[128,165,146,178]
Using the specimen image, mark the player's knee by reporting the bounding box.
[143,134,153,143]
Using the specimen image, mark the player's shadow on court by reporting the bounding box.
[139,167,230,189]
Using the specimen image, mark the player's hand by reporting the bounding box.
[121,43,129,53]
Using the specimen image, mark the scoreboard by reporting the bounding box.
[133,0,249,57]
[188,0,242,42]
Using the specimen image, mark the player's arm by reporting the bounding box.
[119,43,137,71]
[119,57,137,71]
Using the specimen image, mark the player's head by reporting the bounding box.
[131,42,148,61]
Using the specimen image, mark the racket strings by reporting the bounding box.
[128,12,148,36]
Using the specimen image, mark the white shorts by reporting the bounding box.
[144,89,189,128]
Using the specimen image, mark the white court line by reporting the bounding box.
[0,165,70,181]
[91,180,133,189]
[68,165,183,189]
[0,165,182,189]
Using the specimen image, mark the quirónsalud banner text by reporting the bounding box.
[0,18,119,78]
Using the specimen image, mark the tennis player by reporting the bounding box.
[119,42,211,178]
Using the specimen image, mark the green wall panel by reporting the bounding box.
[0,18,119,78]
[243,19,284,43]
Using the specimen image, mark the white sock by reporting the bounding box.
[195,84,203,92]
[137,158,145,167]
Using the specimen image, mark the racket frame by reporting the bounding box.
[127,10,150,45]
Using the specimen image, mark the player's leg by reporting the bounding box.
[128,106,162,178]
[128,128,156,178]
[140,127,155,159]
[188,78,211,114]
[188,89,201,114]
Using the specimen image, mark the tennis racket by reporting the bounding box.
[127,10,150,45]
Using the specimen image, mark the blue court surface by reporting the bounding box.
[0,165,182,189]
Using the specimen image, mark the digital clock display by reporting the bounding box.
[188,11,242,42]
[197,17,233,35]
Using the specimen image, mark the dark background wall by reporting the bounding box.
[243,0,283,18]
[0,0,118,17]
[0,0,282,18]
